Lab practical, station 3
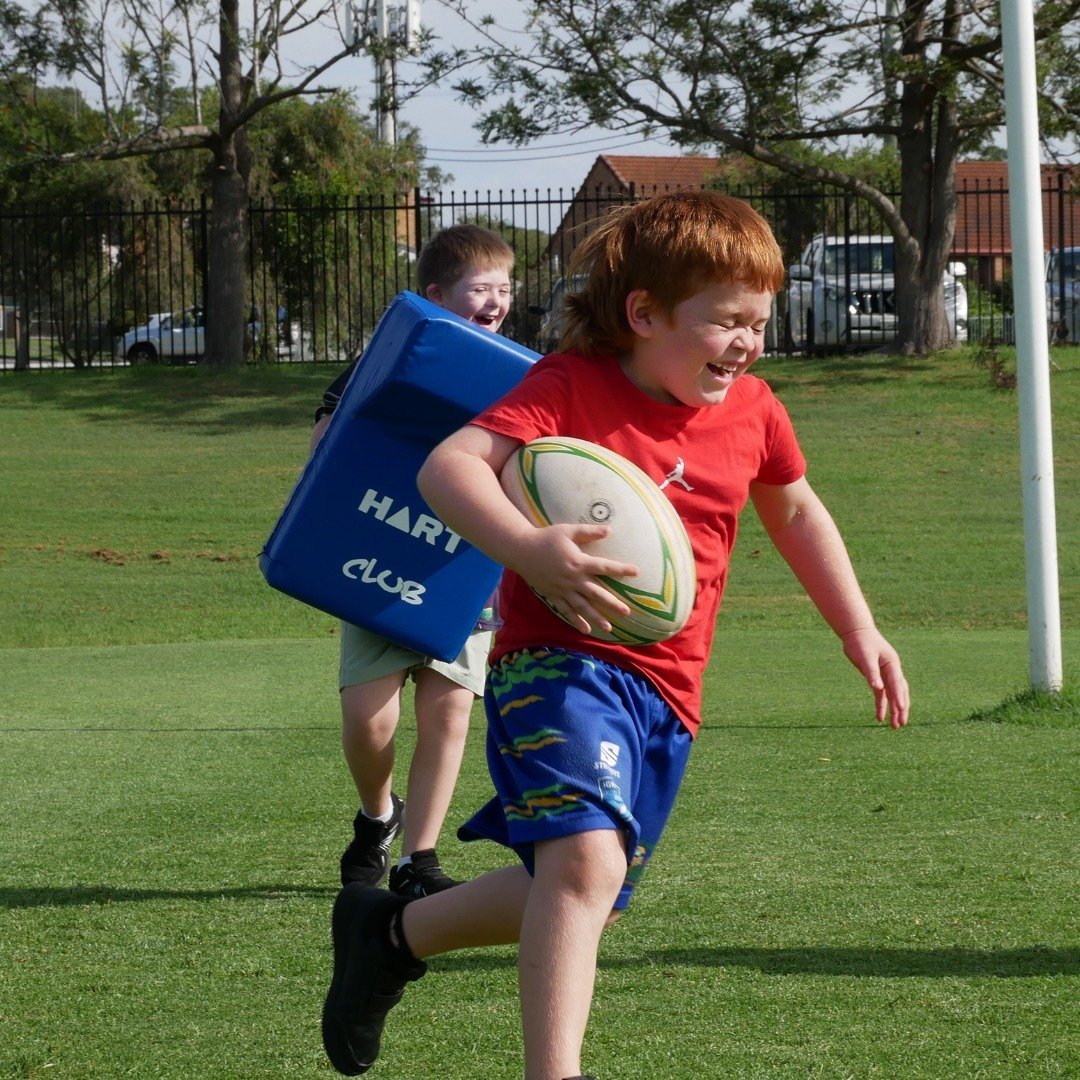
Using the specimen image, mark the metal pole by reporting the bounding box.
[1000,0,1062,692]
[376,0,396,145]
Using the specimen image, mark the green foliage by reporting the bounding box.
[712,145,902,194]
[0,78,437,206]
[970,337,1017,391]
[0,80,156,205]
[438,0,1065,158]
[246,93,438,202]
[431,0,1080,353]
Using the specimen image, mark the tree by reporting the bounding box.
[430,0,1080,354]
[0,79,158,369]
[246,92,444,201]
[244,97,442,362]
[0,0,434,367]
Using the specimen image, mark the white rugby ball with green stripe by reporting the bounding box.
[500,436,696,646]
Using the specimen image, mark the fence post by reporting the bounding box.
[199,194,209,314]
[413,186,423,278]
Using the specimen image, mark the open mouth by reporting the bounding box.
[707,362,737,378]
[473,313,497,327]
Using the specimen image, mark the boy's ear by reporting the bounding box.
[625,289,656,337]
[425,283,444,304]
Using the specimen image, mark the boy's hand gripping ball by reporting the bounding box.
[500,437,696,646]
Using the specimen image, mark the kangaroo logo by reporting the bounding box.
[659,458,693,491]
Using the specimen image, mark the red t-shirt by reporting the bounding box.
[471,351,807,735]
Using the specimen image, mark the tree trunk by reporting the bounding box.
[204,132,250,368]
[203,0,250,370]
[894,0,962,355]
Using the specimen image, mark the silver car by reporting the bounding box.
[1046,247,1080,343]
[786,234,968,352]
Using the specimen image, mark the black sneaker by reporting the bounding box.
[322,884,427,1075]
[340,794,404,888]
[388,848,461,898]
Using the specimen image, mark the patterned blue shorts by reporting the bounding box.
[457,648,693,909]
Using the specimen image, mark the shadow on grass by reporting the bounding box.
[6,887,1076,981]
[637,944,1080,978]
[0,884,337,908]
[4,364,335,435]
[431,945,1080,980]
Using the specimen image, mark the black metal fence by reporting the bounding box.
[0,175,1076,372]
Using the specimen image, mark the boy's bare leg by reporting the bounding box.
[401,864,535,954]
[519,831,626,1080]
[340,673,406,815]
[402,669,474,854]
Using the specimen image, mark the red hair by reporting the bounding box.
[560,191,784,356]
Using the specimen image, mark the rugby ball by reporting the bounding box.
[500,437,696,645]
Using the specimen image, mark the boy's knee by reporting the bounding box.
[537,831,627,904]
[341,702,398,743]
[415,698,472,738]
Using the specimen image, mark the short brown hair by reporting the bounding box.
[416,224,515,293]
[560,191,784,356]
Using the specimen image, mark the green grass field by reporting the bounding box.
[1,350,1077,1079]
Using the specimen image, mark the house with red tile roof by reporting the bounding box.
[546,155,1080,286]
[546,154,725,266]
[954,161,1079,285]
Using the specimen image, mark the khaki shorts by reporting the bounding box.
[338,620,491,697]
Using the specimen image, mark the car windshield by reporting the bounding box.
[822,242,894,276]
[1048,249,1079,281]
[172,309,203,328]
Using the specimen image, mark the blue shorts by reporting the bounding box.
[457,648,693,909]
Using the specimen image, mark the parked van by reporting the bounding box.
[786,234,968,352]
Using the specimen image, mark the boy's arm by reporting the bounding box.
[750,476,909,729]
[309,413,332,455]
[418,424,639,635]
[308,360,357,453]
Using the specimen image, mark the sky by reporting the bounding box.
[293,1,681,195]
[52,0,679,195]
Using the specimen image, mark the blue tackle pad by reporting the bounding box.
[260,291,539,660]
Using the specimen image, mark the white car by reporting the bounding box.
[786,234,968,352]
[117,308,207,363]
[116,307,299,362]
[1045,247,1080,343]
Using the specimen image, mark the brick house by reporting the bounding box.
[546,154,725,267]
[547,154,1080,286]
[954,160,1079,289]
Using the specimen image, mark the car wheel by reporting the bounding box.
[805,311,817,355]
[127,343,158,364]
[783,312,797,352]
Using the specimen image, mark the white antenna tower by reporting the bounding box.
[341,0,421,145]
[404,0,423,55]
[342,0,370,49]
